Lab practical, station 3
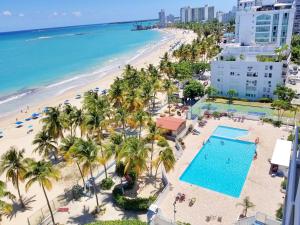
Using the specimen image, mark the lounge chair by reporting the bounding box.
[58,207,69,213]
[206,216,211,222]
[217,217,222,222]
[192,129,201,135]
[189,198,196,207]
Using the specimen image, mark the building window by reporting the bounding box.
[217,79,221,82]
[265,73,268,77]
[265,65,268,70]
[230,72,234,76]
[270,66,273,70]
[269,73,272,78]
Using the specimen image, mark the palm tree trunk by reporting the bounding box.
[155,161,162,179]
[90,167,100,210]
[16,173,24,208]
[41,184,56,225]
[139,125,142,140]
[99,137,108,180]
[150,140,155,176]
[76,161,85,187]
[122,122,126,139]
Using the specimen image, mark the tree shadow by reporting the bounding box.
[8,195,36,220]
[67,205,94,225]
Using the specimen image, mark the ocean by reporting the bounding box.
[0,21,164,116]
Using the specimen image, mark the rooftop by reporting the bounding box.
[156,117,186,131]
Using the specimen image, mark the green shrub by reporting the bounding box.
[116,162,125,177]
[100,177,115,190]
[70,184,84,200]
[258,98,273,103]
[272,120,282,127]
[281,179,287,190]
[87,219,147,225]
[157,137,168,147]
[276,204,283,220]
[112,186,156,212]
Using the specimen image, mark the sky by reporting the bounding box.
[0,0,236,32]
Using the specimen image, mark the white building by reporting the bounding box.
[180,7,192,23]
[211,0,294,100]
[211,44,288,99]
[235,1,295,46]
[180,5,214,23]
[158,9,166,27]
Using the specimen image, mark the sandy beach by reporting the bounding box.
[0,28,197,225]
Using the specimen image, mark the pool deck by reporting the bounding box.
[158,117,290,225]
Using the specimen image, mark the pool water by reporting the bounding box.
[180,126,256,198]
[213,125,248,139]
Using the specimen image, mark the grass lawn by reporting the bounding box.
[87,220,147,225]
[209,98,300,119]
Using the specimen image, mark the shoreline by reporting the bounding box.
[0,28,196,225]
[0,28,196,141]
[0,28,169,117]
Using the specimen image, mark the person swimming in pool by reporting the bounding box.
[226,158,230,164]
[221,141,224,145]
[204,154,208,160]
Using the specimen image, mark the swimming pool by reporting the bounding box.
[213,125,249,139]
[180,126,256,198]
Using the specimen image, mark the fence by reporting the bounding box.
[27,195,68,225]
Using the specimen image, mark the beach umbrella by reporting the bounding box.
[15,121,23,125]
[32,113,39,119]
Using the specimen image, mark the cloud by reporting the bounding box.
[53,12,58,16]
[19,13,24,17]
[61,12,67,16]
[72,11,81,17]
[2,10,12,16]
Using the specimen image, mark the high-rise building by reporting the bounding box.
[235,2,295,46]
[211,1,295,100]
[205,5,215,21]
[180,7,192,23]
[166,14,175,23]
[158,9,166,27]
[180,5,214,23]
[216,11,224,23]
[294,0,300,33]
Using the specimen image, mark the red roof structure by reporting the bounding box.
[156,117,186,131]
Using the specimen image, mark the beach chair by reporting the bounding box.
[189,198,196,207]
[57,207,69,213]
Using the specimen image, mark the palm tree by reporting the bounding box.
[227,89,238,104]
[236,196,255,217]
[118,137,148,177]
[0,180,15,221]
[60,104,76,136]
[154,147,176,178]
[42,107,64,140]
[60,136,85,187]
[70,138,101,211]
[109,77,124,108]
[73,108,86,137]
[163,79,178,114]
[134,110,148,139]
[25,160,60,225]
[205,86,218,101]
[0,147,29,208]
[115,107,129,139]
[146,121,164,176]
[33,130,58,161]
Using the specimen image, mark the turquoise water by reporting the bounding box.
[0,21,161,98]
[213,126,249,139]
[180,126,256,198]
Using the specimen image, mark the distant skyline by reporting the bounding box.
[0,0,236,32]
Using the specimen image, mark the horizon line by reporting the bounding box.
[0,18,158,35]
